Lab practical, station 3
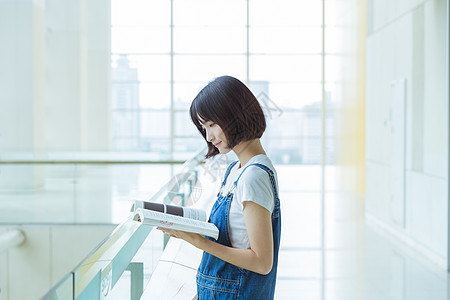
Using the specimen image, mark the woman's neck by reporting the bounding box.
[233,139,266,168]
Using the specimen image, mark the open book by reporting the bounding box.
[131,200,219,240]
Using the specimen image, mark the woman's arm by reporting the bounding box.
[159,201,274,275]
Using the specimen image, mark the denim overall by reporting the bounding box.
[197,161,281,299]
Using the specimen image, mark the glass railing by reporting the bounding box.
[35,149,206,300]
[0,152,190,225]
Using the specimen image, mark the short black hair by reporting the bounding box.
[190,75,266,158]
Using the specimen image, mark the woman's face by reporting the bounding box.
[200,120,231,154]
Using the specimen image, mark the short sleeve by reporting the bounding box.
[235,166,274,213]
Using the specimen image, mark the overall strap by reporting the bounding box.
[233,163,280,203]
[217,160,239,196]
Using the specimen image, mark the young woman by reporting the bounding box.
[159,75,281,299]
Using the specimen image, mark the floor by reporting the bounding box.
[274,168,449,300]
[1,163,449,299]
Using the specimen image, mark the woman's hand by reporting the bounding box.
[158,201,273,275]
[157,227,205,246]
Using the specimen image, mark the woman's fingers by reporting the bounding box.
[157,227,179,238]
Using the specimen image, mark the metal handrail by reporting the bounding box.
[0,229,25,253]
[0,160,186,164]
[0,151,192,164]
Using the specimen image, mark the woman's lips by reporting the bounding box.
[214,141,222,147]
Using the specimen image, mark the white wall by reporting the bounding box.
[366,0,448,267]
[0,225,115,300]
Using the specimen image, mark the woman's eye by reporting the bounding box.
[209,123,215,127]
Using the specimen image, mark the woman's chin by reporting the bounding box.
[218,147,231,154]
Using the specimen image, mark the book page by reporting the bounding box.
[132,200,207,221]
[134,208,218,240]
[182,207,206,221]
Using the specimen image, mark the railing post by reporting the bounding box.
[126,262,144,300]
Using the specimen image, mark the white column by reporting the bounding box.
[83,0,112,151]
[44,0,112,222]
[0,0,46,190]
[45,0,83,150]
[45,0,111,152]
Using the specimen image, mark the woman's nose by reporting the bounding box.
[205,129,214,142]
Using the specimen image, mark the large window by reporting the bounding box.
[111,0,335,164]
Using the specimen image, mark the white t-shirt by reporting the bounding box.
[220,154,278,249]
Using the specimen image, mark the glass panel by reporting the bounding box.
[126,55,171,82]
[41,273,74,300]
[140,111,171,137]
[249,81,322,110]
[138,138,171,154]
[113,137,141,151]
[263,137,322,164]
[111,0,170,26]
[325,137,335,164]
[250,55,322,82]
[279,250,322,277]
[324,0,338,27]
[249,0,323,27]
[263,138,298,164]
[112,164,173,217]
[324,82,337,106]
[173,137,205,160]
[112,82,139,109]
[250,27,322,54]
[278,191,322,246]
[325,26,339,54]
[173,0,246,26]
[113,111,140,137]
[173,55,246,82]
[112,55,139,81]
[325,54,338,82]
[139,82,171,109]
[107,230,165,298]
[173,81,208,109]
[276,164,323,192]
[0,164,76,224]
[265,111,302,138]
[265,110,323,138]
[300,109,322,138]
[109,0,330,170]
[326,111,336,138]
[300,137,322,164]
[173,27,246,54]
[112,27,171,54]
[174,111,199,137]
[0,163,180,224]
